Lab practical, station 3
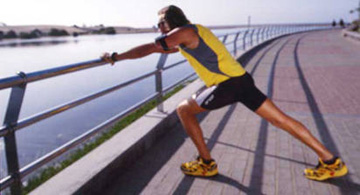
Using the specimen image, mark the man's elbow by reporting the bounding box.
[164,48,179,54]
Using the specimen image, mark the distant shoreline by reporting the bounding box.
[0,25,157,36]
[0,24,250,40]
[0,23,330,41]
[0,24,247,34]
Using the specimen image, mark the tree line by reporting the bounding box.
[0,27,116,40]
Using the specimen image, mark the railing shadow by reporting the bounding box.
[326,178,360,193]
[249,39,282,75]
[238,34,285,69]
[174,173,259,195]
[101,111,209,195]
[204,139,314,167]
[293,34,359,194]
[172,104,243,194]
[248,36,293,194]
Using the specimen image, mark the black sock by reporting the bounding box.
[323,156,338,165]
[202,158,214,165]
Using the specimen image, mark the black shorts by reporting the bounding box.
[192,72,267,112]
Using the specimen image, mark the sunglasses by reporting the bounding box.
[157,20,166,28]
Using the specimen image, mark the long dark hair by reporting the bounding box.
[158,5,190,29]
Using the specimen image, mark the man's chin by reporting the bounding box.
[160,29,171,34]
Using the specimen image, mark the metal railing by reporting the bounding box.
[0,23,332,194]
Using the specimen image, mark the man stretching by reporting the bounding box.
[102,5,348,181]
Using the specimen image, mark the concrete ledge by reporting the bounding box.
[342,29,360,41]
[30,30,300,195]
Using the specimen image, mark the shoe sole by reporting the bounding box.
[182,171,219,177]
[304,166,348,181]
[181,168,219,177]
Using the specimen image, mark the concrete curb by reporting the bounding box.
[342,29,360,41]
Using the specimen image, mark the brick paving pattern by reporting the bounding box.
[104,29,360,194]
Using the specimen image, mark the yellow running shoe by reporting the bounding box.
[304,157,348,181]
[181,157,218,177]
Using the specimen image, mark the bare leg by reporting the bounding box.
[176,98,212,160]
[255,99,334,161]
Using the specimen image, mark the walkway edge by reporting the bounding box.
[29,32,296,195]
[342,29,360,41]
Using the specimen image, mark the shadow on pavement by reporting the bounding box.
[102,111,209,195]
[172,104,251,194]
[248,37,293,193]
[293,34,359,194]
[173,173,261,195]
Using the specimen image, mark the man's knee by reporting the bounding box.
[177,98,206,118]
[176,100,192,116]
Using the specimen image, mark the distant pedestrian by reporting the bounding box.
[339,19,345,28]
[102,5,348,181]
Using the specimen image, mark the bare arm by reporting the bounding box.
[115,43,178,61]
[102,27,198,65]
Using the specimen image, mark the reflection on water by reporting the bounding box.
[0,36,79,47]
[0,40,74,47]
[0,28,244,179]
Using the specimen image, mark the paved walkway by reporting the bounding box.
[104,29,360,195]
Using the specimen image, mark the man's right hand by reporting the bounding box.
[101,52,115,66]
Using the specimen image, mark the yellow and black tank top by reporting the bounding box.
[179,24,246,87]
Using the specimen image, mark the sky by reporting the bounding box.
[1,0,359,27]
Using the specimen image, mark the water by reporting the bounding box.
[0,27,245,179]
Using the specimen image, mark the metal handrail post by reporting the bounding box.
[272,26,276,37]
[250,29,255,46]
[269,26,275,38]
[233,32,240,56]
[266,26,271,39]
[272,27,276,37]
[273,26,278,37]
[260,27,264,41]
[3,72,27,195]
[222,34,228,44]
[242,30,249,50]
[256,28,261,44]
[155,54,168,112]
[277,26,281,36]
[261,27,267,41]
